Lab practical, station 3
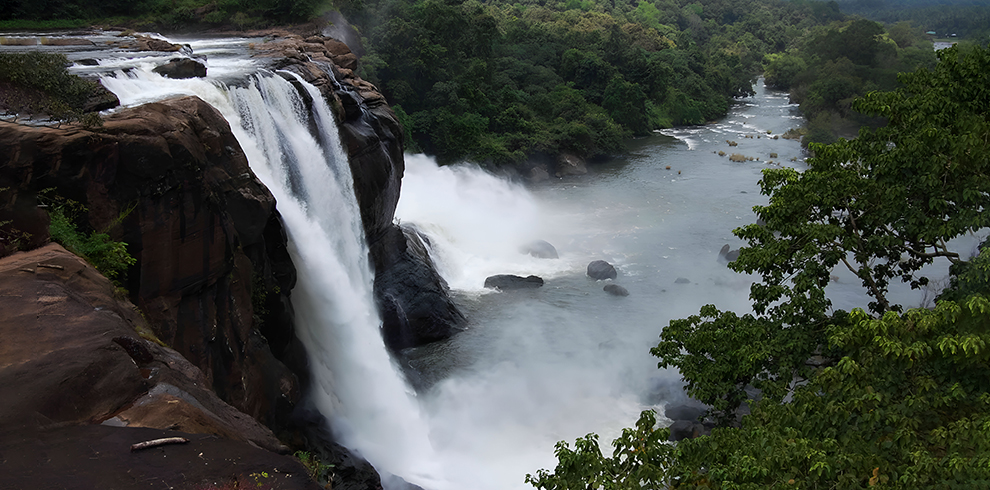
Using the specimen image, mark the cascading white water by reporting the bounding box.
[101,66,443,489]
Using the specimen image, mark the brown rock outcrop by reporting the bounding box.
[0,244,285,453]
[0,96,302,431]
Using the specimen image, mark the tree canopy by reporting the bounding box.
[528,44,990,490]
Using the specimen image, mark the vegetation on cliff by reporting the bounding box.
[528,44,990,489]
[0,52,107,126]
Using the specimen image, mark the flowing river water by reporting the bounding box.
[4,32,973,490]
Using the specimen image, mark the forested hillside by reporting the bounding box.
[344,0,851,163]
[335,0,937,162]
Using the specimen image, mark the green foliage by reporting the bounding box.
[294,450,335,487]
[42,192,136,282]
[0,0,323,26]
[0,52,102,122]
[349,0,849,163]
[526,410,674,490]
[764,18,937,143]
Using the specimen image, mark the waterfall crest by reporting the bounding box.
[102,67,442,488]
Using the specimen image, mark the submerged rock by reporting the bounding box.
[520,239,558,259]
[718,244,740,264]
[587,260,617,280]
[603,284,629,296]
[484,274,545,290]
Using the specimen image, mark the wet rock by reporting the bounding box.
[377,225,465,352]
[668,420,709,441]
[718,244,740,264]
[587,260,617,280]
[153,58,207,79]
[555,152,588,177]
[520,239,558,259]
[484,274,545,290]
[603,284,629,296]
[80,81,120,113]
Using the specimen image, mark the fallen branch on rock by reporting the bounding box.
[130,437,189,452]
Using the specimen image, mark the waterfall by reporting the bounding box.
[102,67,441,488]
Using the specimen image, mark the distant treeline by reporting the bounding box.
[765,17,937,145]
[0,0,321,29]
[832,0,990,40]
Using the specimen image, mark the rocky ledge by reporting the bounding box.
[0,244,316,488]
[0,95,301,433]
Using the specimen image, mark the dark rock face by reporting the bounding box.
[603,284,629,296]
[520,239,558,259]
[484,274,545,290]
[0,245,286,452]
[587,260,617,280]
[665,404,711,441]
[255,34,465,351]
[0,97,301,432]
[376,225,464,352]
[153,57,207,79]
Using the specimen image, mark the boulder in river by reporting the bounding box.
[718,244,740,263]
[484,274,545,290]
[603,284,629,296]
[520,240,558,259]
[587,260,617,280]
[153,58,207,79]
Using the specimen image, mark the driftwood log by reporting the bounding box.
[130,437,190,451]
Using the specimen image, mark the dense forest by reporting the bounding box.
[339,0,937,162]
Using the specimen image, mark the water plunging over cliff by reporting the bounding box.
[102,66,442,488]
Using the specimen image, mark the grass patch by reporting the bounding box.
[40,190,136,283]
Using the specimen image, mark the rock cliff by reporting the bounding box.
[0,96,302,432]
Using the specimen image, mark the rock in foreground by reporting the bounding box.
[0,244,285,453]
[587,260,617,280]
